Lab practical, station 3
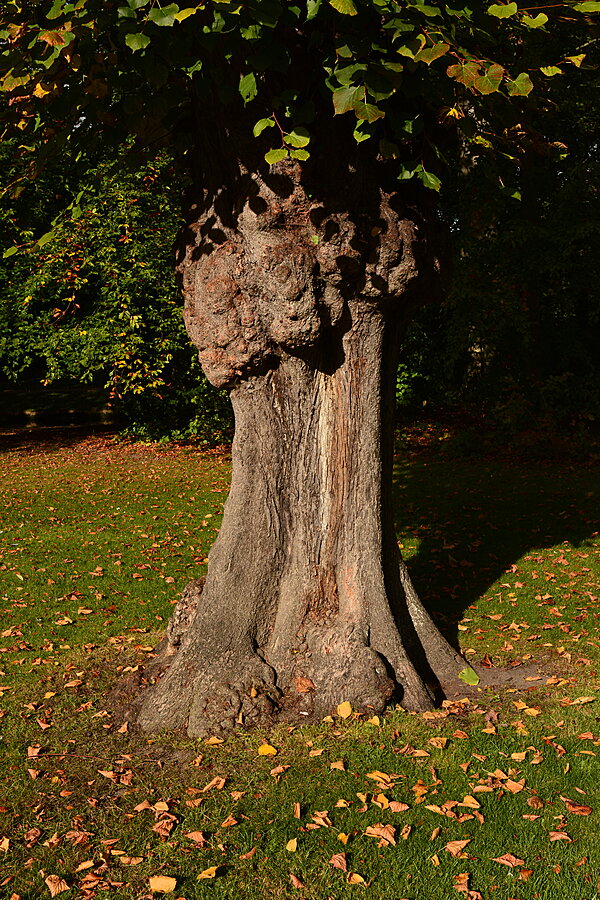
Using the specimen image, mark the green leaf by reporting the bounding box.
[414,41,450,65]
[264,147,288,164]
[306,0,322,18]
[540,65,563,77]
[125,32,151,51]
[174,7,201,21]
[506,72,533,96]
[522,12,547,27]
[253,117,275,137]
[329,0,358,13]
[128,0,151,8]
[290,148,310,160]
[473,63,504,95]
[2,246,19,259]
[566,54,586,67]
[46,0,66,20]
[458,667,480,685]
[333,86,360,115]
[418,167,441,191]
[353,100,384,122]
[285,126,310,148]
[239,72,257,104]
[446,61,480,89]
[148,4,179,26]
[487,2,518,17]
[36,231,55,249]
[574,1,600,10]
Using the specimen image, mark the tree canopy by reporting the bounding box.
[1,0,597,217]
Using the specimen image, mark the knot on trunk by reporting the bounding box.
[180,163,435,388]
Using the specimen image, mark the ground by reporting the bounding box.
[0,423,598,899]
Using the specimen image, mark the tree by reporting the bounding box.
[1,0,595,736]
[0,140,232,440]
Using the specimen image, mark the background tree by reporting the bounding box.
[0,140,232,439]
[1,0,596,736]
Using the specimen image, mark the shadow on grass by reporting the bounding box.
[0,424,117,455]
[393,435,599,650]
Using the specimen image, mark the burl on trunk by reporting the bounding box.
[134,160,466,737]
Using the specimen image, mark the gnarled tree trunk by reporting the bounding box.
[134,154,466,737]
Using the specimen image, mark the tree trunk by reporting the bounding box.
[134,157,466,737]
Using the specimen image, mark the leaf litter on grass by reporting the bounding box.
[0,432,598,898]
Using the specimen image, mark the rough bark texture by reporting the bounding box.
[134,156,466,737]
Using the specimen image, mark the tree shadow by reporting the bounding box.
[392,435,599,651]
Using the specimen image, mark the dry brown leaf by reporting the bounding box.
[45,875,69,897]
[119,856,143,866]
[400,824,412,840]
[561,797,592,816]
[289,873,305,889]
[330,760,346,771]
[295,676,315,693]
[454,872,470,893]
[221,815,238,828]
[527,796,544,809]
[459,795,480,809]
[429,737,448,749]
[330,852,348,872]
[205,736,224,745]
[491,853,525,867]
[293,802,301,818]
[201,776,226,792]
[549,831,572,842]
[445,839,471,858]
[184,831,207,845]
[239,846,257,860]
[389,800,410,812]
[364,823,396,846]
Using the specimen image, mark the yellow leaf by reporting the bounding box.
[330,759,346,771]
[197,866,219,880]
[258,743,277,756]
[367,716,380,725]
[458,794,480,809]
[347,872,365,884]
[286,838,298,852]
[337,701,352,719]
[148,875,177,893]
[205,736,224,745]
[431,853,440,866]
[338,832,350,844]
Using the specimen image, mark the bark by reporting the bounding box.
[134,155,466,737]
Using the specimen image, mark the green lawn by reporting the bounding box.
[0,428,598,900]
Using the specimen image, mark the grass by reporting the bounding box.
[0,426,599,900]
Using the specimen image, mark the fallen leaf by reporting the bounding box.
[365,823,396,845]
[286,839,298,852]
[258,743,277,756]
[459,795,480,809]
[561,798,592,816]
[330,759,346,771]
[491,854,525,868]
[44,876,69,897]
[205,736,224,745]
[445,840,471,857]
[289,874,305,889]
[549,831,572,842]
[347,872,365,884]
[220,815,238,828]
[338,832,350,844]
[119,856,144,865]
[330,852,348,872]
[239,846,257,859]
[185,831,207,845]
[197,866,220,880]
[201,776,226,792]
[337,701,352,719]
